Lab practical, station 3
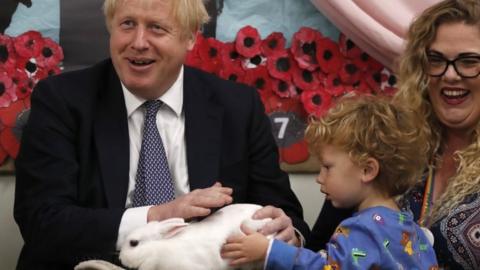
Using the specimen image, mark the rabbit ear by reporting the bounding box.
[157,218,186,227]
[155,218,189,238]
[163,223,189,239]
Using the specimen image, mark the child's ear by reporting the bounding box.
[361,157,379,183]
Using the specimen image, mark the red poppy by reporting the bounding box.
[364,70,385,93]
[352,51,384,72]
[0,35,16,73]
[383,69,397,87]
[244,66,272,93]
[35,67,54,85]
[198,37,224,74]
[219,60,246,83]
[272,78,298,98]
[316,37,344,74]
[261,32,286,57]
[267,50,293,81]
[338,33,362,59]
[235,25,262,58]
[290,27,322,71]
[241,54,266,70]
[380,69,398,96]
[301,88,332,117]
[220,42,242,65]
[35,67,58,83]
[13,31,44,59]
[324,73,346,97]
[339,61,362,85]
[0,71,17,108]
[28,64,60,85]
[292,64,320,91]
[16,57,39,78]
[14,72,36,100]
[35,37,64,69]
[15,81,33,100]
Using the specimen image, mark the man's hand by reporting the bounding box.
[253,205,300,246]
[221,225,269,266]
[147,182,232,221]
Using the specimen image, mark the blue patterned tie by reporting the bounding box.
[133,100,175,206]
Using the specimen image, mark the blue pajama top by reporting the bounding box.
[266,206,438,269]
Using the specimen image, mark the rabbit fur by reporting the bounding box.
[119,203,273,270]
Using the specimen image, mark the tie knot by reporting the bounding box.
[144,100,162,117]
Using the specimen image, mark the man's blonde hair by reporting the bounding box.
[394,0,480,224]
[305,95,428,197]
[103,0,210,39]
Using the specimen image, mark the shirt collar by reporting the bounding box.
[122,66,184,117]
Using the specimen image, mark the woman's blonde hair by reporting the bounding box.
[103,0,210,39]
[394,0,480,223]
[305,95,428,198]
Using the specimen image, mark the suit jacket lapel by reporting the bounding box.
[94,63,130,207]
[184,67,223,190]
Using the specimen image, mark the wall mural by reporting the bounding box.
[0,0,409,174]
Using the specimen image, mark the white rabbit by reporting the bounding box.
[119,203,273,270]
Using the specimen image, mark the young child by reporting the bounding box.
[221,95,439,269]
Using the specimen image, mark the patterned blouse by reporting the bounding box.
[401,167,480,269]
[265,206,438,270]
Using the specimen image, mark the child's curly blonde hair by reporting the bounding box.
[305,95,428,197]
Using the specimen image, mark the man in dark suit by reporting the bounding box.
[14,0,309,269]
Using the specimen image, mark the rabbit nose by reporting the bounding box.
[130,240,139,247]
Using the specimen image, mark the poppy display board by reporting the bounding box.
[1,0,66,174]
[0,0,398,174]
[186,27,398,172]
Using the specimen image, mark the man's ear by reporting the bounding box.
[361,157,379,183]
[186,31,198,51]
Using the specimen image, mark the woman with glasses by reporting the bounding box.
[394,1,480,268]
[307,0,480,269]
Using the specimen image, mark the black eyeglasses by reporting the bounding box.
[426,53,480,78]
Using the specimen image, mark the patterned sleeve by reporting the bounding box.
[266,217,404,269]
[265,220,383,269]
[324,220,384,269]
[265,239,328,269]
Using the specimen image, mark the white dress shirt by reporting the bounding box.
[116,67,190,249]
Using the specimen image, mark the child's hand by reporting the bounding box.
[221,224,270,266]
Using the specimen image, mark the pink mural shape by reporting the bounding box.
[310,0,442,70]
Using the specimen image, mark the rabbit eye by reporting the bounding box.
[129,240,139,247]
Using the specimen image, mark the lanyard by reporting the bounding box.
[419,167,434,227]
